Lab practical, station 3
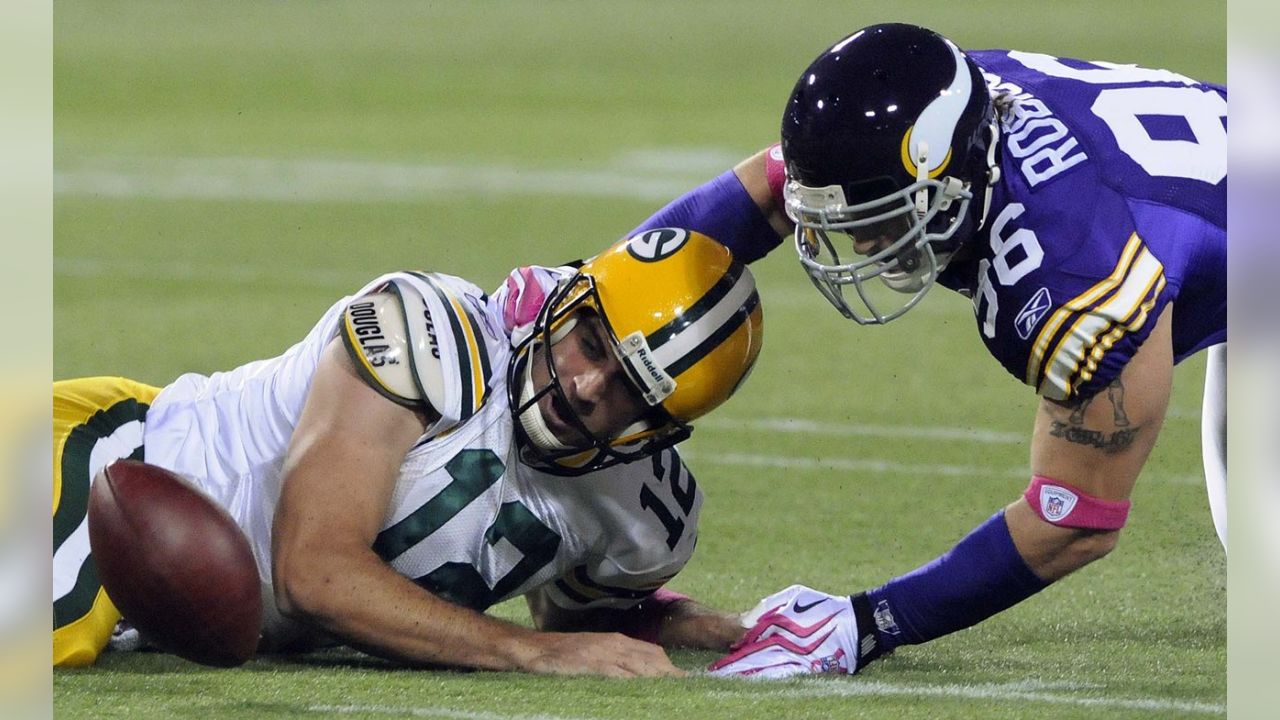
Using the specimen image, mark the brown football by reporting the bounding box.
[87,459,262,667]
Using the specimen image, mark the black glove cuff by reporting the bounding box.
[850,592,886,668]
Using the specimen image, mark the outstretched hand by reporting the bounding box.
[707,585,860,679]
[522,631,686,678]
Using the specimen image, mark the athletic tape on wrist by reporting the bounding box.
[1024,475,1131,530]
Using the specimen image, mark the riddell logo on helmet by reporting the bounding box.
[633,346,672,394]
[618,331,676,403]
[627,228,689,262]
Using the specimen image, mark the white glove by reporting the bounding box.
[708,584,861,679]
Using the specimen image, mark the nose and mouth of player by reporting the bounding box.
[540,386,592,446]
[529,310,649,449]
[801,208,916,272]
[804,228,913,279]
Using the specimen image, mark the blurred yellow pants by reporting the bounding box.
[52,377,160,667]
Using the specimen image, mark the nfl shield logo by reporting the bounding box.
[1040,485,1079,523]
[1046,495,1064,516]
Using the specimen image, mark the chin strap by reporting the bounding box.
[976,115,1002,230]
[516,354,568,452]
[913,141,931,217]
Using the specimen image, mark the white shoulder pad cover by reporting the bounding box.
[341,291,447,412]
[343,272,500,435]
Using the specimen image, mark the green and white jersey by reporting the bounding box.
[143,268,701,628]
[378,397,702,612]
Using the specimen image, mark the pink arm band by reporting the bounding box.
[764,143,786,206]
[618,588,691,645]
[1024,475,1131,530]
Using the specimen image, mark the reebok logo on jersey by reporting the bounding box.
[1015,287,1053,340]
[1040,485,1079,522]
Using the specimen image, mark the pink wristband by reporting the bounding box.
[764,143,786,205]
[620,588,691,645]
[1024,475,1131,530]
[648,588,690,606]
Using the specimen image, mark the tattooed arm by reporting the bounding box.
[1004,305,1175,581]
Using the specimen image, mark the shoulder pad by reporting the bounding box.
[343,272,501,435]
[341,291,445,411]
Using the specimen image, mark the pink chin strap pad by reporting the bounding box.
[1024,475,1131,530]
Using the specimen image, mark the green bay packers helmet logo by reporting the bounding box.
[627,227,690,262]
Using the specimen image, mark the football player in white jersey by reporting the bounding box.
[53,228,763,676]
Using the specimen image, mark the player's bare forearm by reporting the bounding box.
[276,544,681,676]
[654,598,746,650]
[272,341,681,676]
[527,589,744,651]
[271,341,527,669]
[733,147,794,236]
[1008,306,1176,581]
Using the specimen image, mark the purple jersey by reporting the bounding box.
[937,50,1226,401]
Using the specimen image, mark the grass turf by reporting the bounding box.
[54,2,1225,718]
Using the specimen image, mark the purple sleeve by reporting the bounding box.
[626,170,784,264]
[857,510,1049,663]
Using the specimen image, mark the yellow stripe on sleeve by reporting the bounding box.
[1037,246,1166,400]
[1025,234,1143,387]
[443,293,486,413]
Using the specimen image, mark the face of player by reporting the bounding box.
[527,310,649,447]
[844,211,912,259]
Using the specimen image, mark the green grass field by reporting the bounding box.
[54,2,1226,718]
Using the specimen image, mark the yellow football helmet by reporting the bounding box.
[508,228,763,475]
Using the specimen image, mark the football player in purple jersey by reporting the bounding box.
[624,23,1226,678]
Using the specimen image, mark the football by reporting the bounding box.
[87,459,262,667]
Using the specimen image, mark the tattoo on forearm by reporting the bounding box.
[1068,395,1093,425]
[1107,380,1130,427]
[1048,421,1141,452]
[1048,379,1140,452]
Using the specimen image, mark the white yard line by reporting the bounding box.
[684,450,1203,485]
[684,450,1026,479]
[54,151,734,204]
[53,255,357,289]
[686,450,1203,484]
[306,677,1224,718]
[700,417,1025,444]
[307,706,595,720]
[710,678,1225,715]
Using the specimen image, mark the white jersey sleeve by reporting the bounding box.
[341,271,505,438]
